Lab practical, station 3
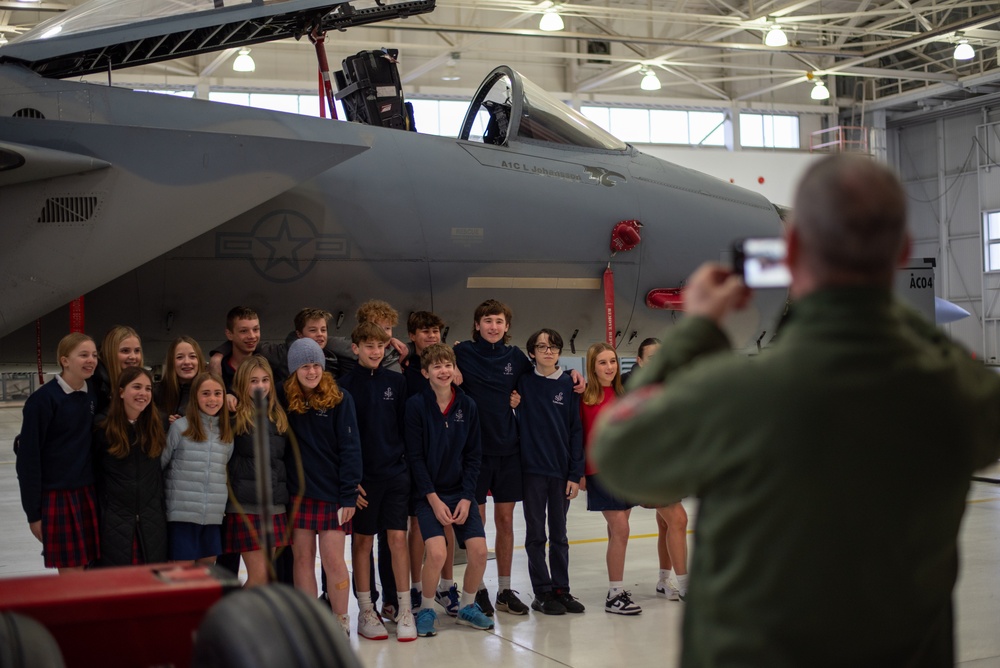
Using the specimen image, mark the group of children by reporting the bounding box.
[15,298,688,644]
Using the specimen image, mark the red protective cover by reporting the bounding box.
[0,563,240,668]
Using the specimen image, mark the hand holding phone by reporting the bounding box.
[733,237,791,289]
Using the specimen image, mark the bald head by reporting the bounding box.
[791,154,908,288]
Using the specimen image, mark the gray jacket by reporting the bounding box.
[162,414,234,525]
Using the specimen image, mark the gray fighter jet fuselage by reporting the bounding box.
[0,0,784,362]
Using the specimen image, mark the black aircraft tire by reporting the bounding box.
[0,612,66,668]
[192,583,361,668]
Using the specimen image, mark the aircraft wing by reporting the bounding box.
[0,116,369,335]
[0,0,436,79]
[0,140,111,187]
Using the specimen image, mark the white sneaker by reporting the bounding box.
[605,590,642,615]
[656,579,680,601]
[396,608,418,642]
[358,608,388,640]
[337,613,351,638]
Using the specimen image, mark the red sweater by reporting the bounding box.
[581,385,618,476]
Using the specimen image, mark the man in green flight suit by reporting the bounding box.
[593,153,1000,667]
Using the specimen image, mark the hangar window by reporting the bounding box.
[580,106,725,146]
[740,113,799,148]
[984,211,1000,272]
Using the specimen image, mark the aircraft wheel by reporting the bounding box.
[192,583,360,668]
[0,612,65,668]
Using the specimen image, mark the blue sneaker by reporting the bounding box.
[415,607,437,637]
[456,603,495,631]
[410,587,421,610]
[435,584,460,617]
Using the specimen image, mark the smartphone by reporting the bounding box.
[733,237,790,289]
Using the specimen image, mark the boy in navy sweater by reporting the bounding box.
[400,311,462,616]
[453,300,532,615]
[339,322,416,642]
[405,344,493,636]
[517,329,586,615]
[402,311,445,399]
[454,300,584,615]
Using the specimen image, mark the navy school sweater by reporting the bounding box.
[453,338,532,457]
[279,384,362,508]
[516,370,585,482]
[404,386,481,502]
[402,345,429,399]
[17,378,97,523]
[338,365,408,482]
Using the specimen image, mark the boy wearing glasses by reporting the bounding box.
[516,328,586,615]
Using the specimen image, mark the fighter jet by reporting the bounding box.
[0,0,785,360]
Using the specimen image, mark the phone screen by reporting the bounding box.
[736,238,790,289]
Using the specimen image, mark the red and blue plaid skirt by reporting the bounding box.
[291,497,351,534]
[41,486,100,569]
[222,512,290,553]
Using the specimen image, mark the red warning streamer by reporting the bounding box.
[604,266,615,346]
[69,296,85,333]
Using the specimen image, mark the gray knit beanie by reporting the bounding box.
[287,337,325,374]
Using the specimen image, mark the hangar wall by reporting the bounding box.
[889,103,1000,359]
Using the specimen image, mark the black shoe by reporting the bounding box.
[530,591,567,615]
[496,588,528,615]
[475,588,495,617]
[554,589,586,614]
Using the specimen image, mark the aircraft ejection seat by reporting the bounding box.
[335,48,415,131]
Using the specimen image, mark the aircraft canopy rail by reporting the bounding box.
[458,66,627,152]
[0,0,435,79]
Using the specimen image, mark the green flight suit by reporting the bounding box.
[593,287,1000,667]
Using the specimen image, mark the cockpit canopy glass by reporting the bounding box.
[461,66,626,152]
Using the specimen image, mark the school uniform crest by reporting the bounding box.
[504,363,513,376]
[453,410,464,423]
[553,392,565,406]
[383,387,394,401]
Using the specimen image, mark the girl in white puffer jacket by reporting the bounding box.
[162,371,234,564]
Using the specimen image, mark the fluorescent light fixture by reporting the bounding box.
[233,48,255,73]
[764,24,788,47]
[640,67,661,91]
[954,36,974,60]
[810,79,830,100]
[540,7,564,31]
[441,53,461,81]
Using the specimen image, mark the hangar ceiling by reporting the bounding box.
[2,0,1000,117]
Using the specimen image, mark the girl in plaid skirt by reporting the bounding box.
[16,333,101,572]
[223,356,291,587]
[280,338,362,637]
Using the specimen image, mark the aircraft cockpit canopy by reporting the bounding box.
[1,0,435,79]
[459,66,627,152]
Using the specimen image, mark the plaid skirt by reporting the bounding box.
[41,486,100,569]
[222,512,290,553]
[291,497,351,534]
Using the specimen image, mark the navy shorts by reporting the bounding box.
[414,494,486,544]
[168,521,222,561]
[585,474,635,512]
[352,471,410,535]
[475,453,523,505]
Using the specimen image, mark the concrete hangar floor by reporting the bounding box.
[1,403,999,667]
